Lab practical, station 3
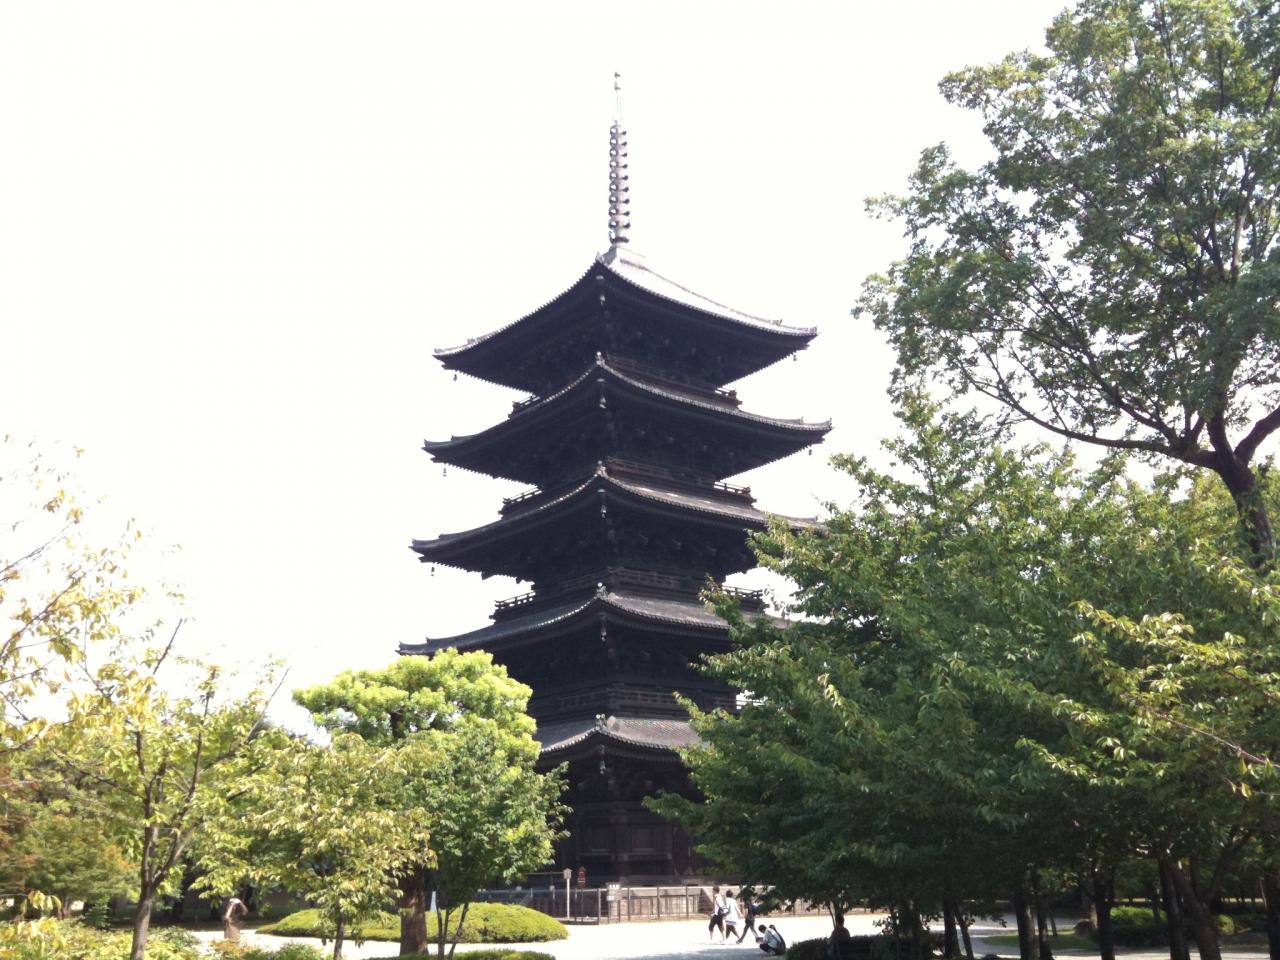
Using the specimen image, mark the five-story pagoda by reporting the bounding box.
[403,99,829,881]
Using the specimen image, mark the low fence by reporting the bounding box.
[476,884,710,923]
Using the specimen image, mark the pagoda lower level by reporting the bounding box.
[403,241,828,881]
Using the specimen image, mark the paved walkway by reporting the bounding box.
[194,912,1270,960]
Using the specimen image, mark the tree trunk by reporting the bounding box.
[1212,452,1275,567]
[907,902,925,960]
[399,868,429,956]
[1015,886,1041,960]
[333,911,346,960]
[944,899,962,958]
[1159,857,1191,960]
[1261,872,1280,960]
[445,901,470,960]
[1165,859,1223,960]
[959,907,975,960]
[129,888,155,960]
[1095,878,1116,960]
[1032,873,1053,960]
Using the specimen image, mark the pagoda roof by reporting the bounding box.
[435,247,817,392]
[535,714,700,760]
[410,465,816,579]
[397,587,737,657]
[423,357,830,484]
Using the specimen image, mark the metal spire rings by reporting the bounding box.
[608,72,630,246]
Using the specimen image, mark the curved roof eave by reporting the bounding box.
[409,468,819,564]
[422,358,831,456]
[433,249,816,361]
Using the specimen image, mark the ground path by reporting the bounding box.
[193,911,1270,960]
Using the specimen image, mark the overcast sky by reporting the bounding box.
[3,0,1069,726]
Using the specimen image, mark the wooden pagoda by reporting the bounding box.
[402,106,828,881]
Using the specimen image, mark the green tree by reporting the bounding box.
[859,0,1280,560]
[198,733,425,960]
[1,438,143,748]
[667,403,1275,960]
[39,636,278,960]
[293,651,563,959]
[0,792,134,916]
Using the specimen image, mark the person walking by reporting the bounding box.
[708,885,727,942]
[723,890,742,942]
[737,889,761,943]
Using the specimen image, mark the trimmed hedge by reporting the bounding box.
[260,903,567,943]
[785,934,932,960]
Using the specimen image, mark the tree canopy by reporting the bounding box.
[858,0,1280,557]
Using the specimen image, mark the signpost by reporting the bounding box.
[562,868,572,920]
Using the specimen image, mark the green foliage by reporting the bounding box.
[196,733,426,957]
[0,795,135,911]
[260,903,567,943]
[662,397,1280,960]
[0,439,146,749]
[784,940,827,960]
[0,921,202,960]
[291,653,564,958]
[1104,906,1166,947]
[859,0,1280,557]
[208,942,328,960]
[36,637,280,960]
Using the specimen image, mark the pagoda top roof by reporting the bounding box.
[434,247,817,392]
[534,714,699,758]
[397,586,745,657]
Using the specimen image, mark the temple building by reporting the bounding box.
[402,97,829,881]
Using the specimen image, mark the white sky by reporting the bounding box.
[2,0,1069,727]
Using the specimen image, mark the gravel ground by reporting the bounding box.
[192,911,1270,960]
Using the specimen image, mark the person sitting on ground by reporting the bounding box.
[758,924,786,956]
[723,889,742,942]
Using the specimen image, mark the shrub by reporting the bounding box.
[272,945,330,960]
[2,921,205,960]
[261,903,567,943]
[1108,906,1165,947]
[785,934,913,960]
[785,938,827,960]
[207,941,327,960]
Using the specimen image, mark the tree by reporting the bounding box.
[666,401,1276,960]
[39,636,278,960]
[293,651,563,959]
[858,0,1280,560]
[1,437,144,749]
[0,791,134,916]
[198,733,425,960]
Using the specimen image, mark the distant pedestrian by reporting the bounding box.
[723,890,742,941]
[737,890,761,943]
[708,885,727,941]
[222,897,248,943]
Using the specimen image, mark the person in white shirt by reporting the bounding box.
[723,890,742,942]
[708,885,727,941]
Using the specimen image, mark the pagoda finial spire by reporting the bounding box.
[608,72,631,247]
